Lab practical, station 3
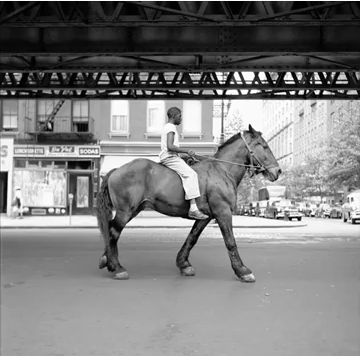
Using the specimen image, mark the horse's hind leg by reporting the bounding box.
[176,218,211,276]
[100,211,131,280]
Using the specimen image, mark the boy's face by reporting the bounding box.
[173,112,182,125]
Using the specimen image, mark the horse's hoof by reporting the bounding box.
[99,255,107,269]
[240,273,256,283]
[113,271,129,280]
[181,266,196,276]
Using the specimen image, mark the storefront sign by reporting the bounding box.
[79,147,100,157]
[14,145,100,158]
[1,137,14,172]
[48,145,76,155]
[14,146,45,156]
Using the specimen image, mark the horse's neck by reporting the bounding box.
[215,138,249,186]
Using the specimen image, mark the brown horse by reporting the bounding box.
[97,125,281,282]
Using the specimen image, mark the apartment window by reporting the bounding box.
[182,101,202,134]
[111,100,129,133]
[2,100,18,129]
[147,101,165,133]
[73,101,89,122]
[38,100,57,122]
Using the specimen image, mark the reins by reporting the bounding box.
[192,154,259,169]
[189,133,278,175]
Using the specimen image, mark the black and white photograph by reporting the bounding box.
[1,1,359,355]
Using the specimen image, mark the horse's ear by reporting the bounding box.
[248,124,257,137]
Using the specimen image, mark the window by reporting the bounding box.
[147,101,165,133]
[72,101,89,121]
[182,101,202,134]
[111,101,129,133]
[2,100,18,129]
[38,100,57,122]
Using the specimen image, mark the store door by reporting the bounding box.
[69,173,92,215]
[0,172,8,213]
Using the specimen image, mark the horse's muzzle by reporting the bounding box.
[266,167,282,182]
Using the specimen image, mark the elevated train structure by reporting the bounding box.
[0,1,359,100]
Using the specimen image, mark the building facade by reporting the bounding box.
[262,100,295,168]
[262,99,359,168]
[0,99,217,216]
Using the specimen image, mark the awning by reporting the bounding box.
[100,155,159,176]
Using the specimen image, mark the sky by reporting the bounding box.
[229,100,264,131]
[213,100,264,138]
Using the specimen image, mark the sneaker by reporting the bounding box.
[188,209,209,220]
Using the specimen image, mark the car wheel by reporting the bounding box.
[352,219,356,224]
[297,217,302,221]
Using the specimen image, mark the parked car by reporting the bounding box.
[323,205,342,219]
[239,204,251,216]
[342,190,360,224]
[304,204,318,217]
[266,199,303,221]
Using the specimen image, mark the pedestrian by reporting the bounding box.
[159,106,209,220]
[12,186,23,219]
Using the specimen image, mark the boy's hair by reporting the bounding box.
[167,107,181,119]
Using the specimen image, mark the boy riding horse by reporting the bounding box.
[159,107,209,220]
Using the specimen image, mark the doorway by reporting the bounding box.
[68,172,92,215]
[0,172,8,213]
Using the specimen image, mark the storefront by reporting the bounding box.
[0,136,14,216]
[13,144,100,215]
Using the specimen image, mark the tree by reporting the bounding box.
[224,108,244,139]
[325,102,360,191]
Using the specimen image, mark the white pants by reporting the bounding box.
[160,155,200,200]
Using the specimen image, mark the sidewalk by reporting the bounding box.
[0,211,306,229]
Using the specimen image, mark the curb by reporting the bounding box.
[1,223,308,230]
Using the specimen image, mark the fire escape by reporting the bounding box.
[26,100,94,143]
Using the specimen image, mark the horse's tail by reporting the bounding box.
[96,169,117,247]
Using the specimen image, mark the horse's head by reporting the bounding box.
[245,124,282,182]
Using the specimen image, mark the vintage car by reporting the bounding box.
[323,205,342,219]
[304,203,318,217]
[239,204,251,216]
[341,190,360,224]
[266,199,303,221]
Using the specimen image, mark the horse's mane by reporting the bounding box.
[214,131,248,158]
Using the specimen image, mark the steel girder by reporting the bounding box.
[1,71,359,99]
[1,1,360,99]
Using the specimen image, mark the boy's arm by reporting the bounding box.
[166,132,194,155]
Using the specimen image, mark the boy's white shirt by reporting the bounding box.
[159,123,180,160]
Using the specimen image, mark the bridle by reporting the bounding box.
[191,132,278,177]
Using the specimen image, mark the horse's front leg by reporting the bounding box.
[176,218,211,276]
[216,210,256,282]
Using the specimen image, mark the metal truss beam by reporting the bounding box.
[1,71,359,99]
[0,1,359,26]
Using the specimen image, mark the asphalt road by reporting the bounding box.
[1,227,360,356]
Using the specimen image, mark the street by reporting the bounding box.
[1,218,360,356]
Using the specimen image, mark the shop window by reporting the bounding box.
[2,100,18,130]
[68,161,92,170]
[13,170,67,207]
[146,101,165,133]
[40,161,54,169]
[182,101,202,135]
[27,160,40,168]
[54,161,66,169]
[37,100,57,122]
[111,100,129,133]
[14,159,26,168]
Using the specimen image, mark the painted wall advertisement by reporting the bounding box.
[1,137,14,172]
[14,145,100,158]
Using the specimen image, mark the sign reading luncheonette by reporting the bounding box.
[14,145,101,158]
[1,137,14,172]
